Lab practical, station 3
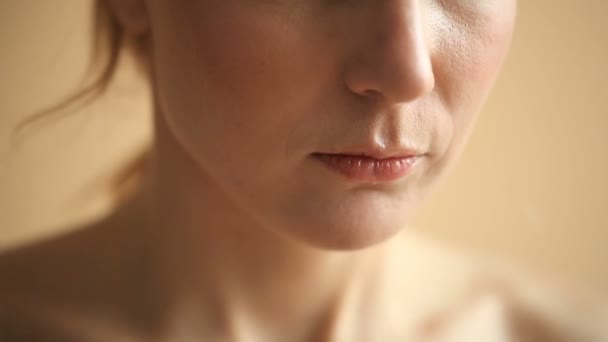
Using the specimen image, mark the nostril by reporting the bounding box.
[342,42,436,104]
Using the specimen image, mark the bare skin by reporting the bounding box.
[2,201,601,341]
[0,0,546,341]
[0,200,488,342]
[0,194,473,341]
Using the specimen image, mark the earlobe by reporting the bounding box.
[107,0,149,36]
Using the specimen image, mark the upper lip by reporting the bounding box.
[314,146,424,161]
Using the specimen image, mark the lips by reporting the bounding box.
[312,152,422,183]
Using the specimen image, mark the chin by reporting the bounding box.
[258,179,422,251]
[281,205,410,251]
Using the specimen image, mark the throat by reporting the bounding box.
[140,210,392,342]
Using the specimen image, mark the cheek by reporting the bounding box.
[148,1,338,166]
[181,18,285,110]
[151,2,316,118]
[426,2,516,170]
[147,2,340,208]
[433,2,516,124]
[148,3,307,169]
[440,34,513,109]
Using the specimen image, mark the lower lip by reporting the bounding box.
[313,153,421,183]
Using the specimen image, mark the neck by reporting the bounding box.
[133,117,394,341]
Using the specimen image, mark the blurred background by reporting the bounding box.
[1,1,606,296]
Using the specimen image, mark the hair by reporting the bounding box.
[14,0,150,204]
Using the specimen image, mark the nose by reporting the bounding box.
[343,0,435,104]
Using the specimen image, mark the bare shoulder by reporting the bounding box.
[0,224,102,341]
[479,262,608,341]
[0,297,84,342]
[0,210,148,341]
[0,218,120,303]
[400,233,608,341]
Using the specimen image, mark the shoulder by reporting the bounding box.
[0,202,146,301]
[0,228,94,341]
[0,297,84,342]
[0,215,146,341]
[481,263,608,341]
[0,223,111,303]
[404,235,608,341]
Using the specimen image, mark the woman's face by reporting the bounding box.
[141,0,516,249]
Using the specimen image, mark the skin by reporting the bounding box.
[144,0,516,251]
[0,0,520,341]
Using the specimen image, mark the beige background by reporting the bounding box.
[1,1,607,294]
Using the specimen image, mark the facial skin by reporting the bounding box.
[132,0,517,250]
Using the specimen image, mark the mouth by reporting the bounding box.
[311,151,423,183]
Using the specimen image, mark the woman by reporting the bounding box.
[1,0,605,341]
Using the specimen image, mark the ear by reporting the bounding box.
[106,0,149,36]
